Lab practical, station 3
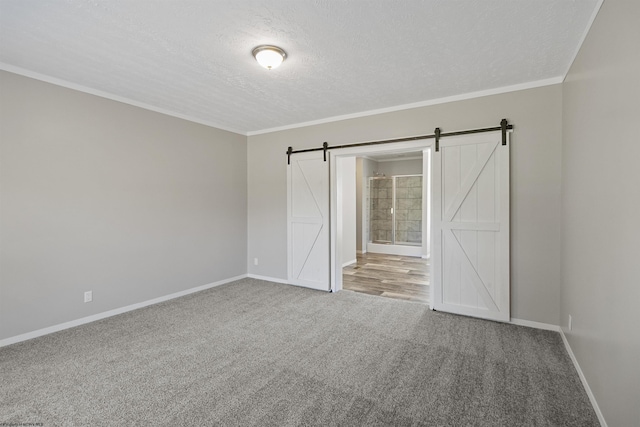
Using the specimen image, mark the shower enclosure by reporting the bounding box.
[367,174,423,256]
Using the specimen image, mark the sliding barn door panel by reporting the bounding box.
[433,132,509,321]
[288,152,330,291]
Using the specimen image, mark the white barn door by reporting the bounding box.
[432,132,509,321]
[287,151,330,291]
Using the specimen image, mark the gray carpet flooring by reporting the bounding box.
[1,278,598,426]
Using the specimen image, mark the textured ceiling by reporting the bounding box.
[0,0,600,135]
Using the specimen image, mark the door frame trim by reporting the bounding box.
[329,139,434,301]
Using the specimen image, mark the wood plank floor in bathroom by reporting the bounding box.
[343,252,430,304]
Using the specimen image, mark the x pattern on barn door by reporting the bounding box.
[433,132,510,322]
[287,151,330,291]
[285,130,509,322]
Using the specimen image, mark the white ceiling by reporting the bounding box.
[0,0,601,135]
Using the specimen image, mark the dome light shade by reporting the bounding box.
[252,45,287,70]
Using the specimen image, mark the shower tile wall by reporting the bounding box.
[370,178,392,242]
[395,176,422,244]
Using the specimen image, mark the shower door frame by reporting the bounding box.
[368,174,424,248]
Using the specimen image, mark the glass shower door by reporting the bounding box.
[369,178,393,243]
[369,175,423,246]
[394,176,422,245]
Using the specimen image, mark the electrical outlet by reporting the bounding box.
[254,258,258,266]
[568,315,572,331]
[84,291,93,303]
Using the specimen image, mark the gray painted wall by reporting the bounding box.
[248,84,563,325]
[561,0,640,425]
[340,157,356,265]
[0,71,248,340]
[356,158,364,253]
[355,157,376,252]
[375,158,423,176]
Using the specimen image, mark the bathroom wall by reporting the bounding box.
[355,157,376,252]
[375,158,423,176]
[340,157,357,265]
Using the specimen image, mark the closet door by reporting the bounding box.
[432,132,509,321]
[287,151,330,291]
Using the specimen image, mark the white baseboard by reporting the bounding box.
[247,274,290,285]
[0,277,606,427]
[509,317,560,332]
[367,243,422,257]
[0,274,247,348]
[342,259,357,268]
[508,318,606,425]
[559,329,607,427]
[509,318,606,426]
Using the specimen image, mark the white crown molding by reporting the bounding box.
[247,76,564,136]
[2,62,565,139]
[0,63,247,136]
[562,0,605,82]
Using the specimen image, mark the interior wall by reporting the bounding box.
[0,71,248,341]
[355,157,376,252]
[375,158,423,176]
[355,158,364,253]
[248,84,563,325]
[340,157,356,265]
[561,0,640,424]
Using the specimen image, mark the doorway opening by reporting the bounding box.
[329,140,433,307]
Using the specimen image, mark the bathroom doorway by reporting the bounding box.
[330,140,433,306]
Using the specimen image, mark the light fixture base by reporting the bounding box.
[252,45,287,70]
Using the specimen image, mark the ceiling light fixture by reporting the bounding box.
[252,45,287,70]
